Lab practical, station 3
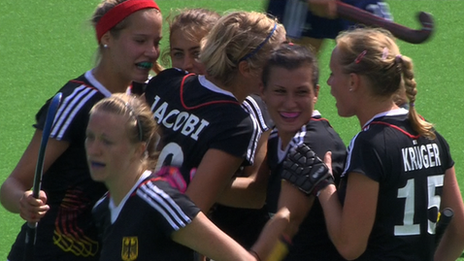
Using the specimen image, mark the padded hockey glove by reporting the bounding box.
[282,144,334,197]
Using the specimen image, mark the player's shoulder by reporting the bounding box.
[198,94,251,128]
[145,68,190,101]
[58,71,109,104]
[268,127,279,142]
[243,94,264,110]
[135,175,200,220]
[135,176,184,206]
[308,115,331,130]
[362,113,415,142]
[35,71,109,126]
[433,130,449,146]
[146,68,189,89]
[242,94,273,130]
[158,67,189,78]
[349,121,397,156]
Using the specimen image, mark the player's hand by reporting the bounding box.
[323,151,333,174]
[155,166,189,193]
[19,190,49,223]
[282,144,334,197]
[307,0,338,19]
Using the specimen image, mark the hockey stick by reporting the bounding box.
[336,1,434,44]
[23,92,62,261]
[435,207,454,249]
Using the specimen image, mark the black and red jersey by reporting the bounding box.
[145,68,257,183]
[93,170,200,261]
[340,109,454,261]
[266,111,347,261]
[8,70,110,261]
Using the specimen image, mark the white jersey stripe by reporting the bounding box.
[290,124,306,148]
[269,128,279,139]
[242,96,268,132]
[52,86,97,139]
[244,114,259,165]
[57,88,96,139]
[137,181,192,230]
[52,85,91,137]
[247,115,259,165]
[241,96,268,165]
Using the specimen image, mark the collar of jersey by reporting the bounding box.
[362,108,408,130]
[180,74,239,110]
[198,75,237,99]
[108,170,152,223]
[85,70,112,97]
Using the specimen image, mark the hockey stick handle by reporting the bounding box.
[435,207,454,249]
[336,1,434,44]
[24,92,62,261]
[31,92,62,198]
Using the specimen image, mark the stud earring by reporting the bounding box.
[103,44,108,48]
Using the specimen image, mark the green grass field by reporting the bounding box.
[1,0,463,259]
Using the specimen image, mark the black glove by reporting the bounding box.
[282,144,333,197]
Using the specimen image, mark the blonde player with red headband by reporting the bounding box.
[0,0,162,260]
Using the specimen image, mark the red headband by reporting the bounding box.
[96,0,160,43]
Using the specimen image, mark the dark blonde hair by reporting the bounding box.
[262,44,319,89]
[335,28,435,139]
[160,8,220,67]
[200,11,285,86]
[90,93,160,169]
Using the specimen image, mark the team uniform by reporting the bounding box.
[7,70,110,261]
[92,170,200,261]
[339,109,454,260]
[266,0,393,39]
[144,68,257,184]
[210,94,273,248]
[241,94,274,161]
[266,111,347,260]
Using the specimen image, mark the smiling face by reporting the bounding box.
[85,110,138,186]
[262,65,317,141]
[327,46,354,117]
[106,9,163,83]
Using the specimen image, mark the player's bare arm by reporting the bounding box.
[0,131,68,215]
[318,152,378,260]
[186,149,244,213]
[434,166,464,261]
[217,130,271,208]
[307,0,337,18]
[172,211,259,261]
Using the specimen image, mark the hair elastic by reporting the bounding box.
[355,50,367,64]
[395,54,403,64]
[96,0,160,43]
[239,23,278,62]
[381,47,389,60]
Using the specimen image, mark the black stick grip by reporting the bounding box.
[23,222,37,261]
[435,207,454,249]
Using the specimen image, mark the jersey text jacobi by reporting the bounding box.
[151,95,210,141]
